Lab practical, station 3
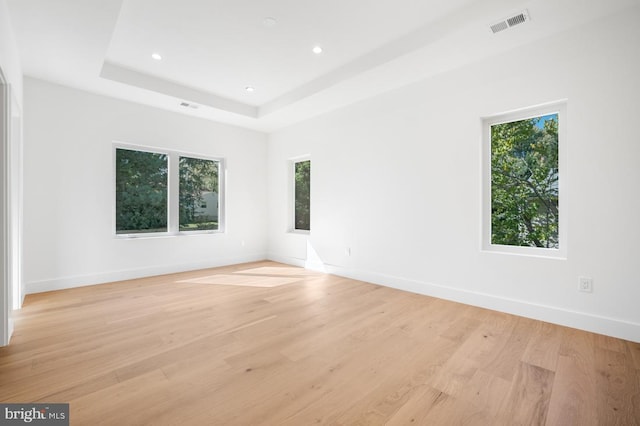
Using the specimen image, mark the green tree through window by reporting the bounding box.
[491,114,559,248]
[115,149,168,234]
[294,160,310,231]
[179,157,219,231]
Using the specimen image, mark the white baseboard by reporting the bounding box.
[25,254,268,295]
[268,254,306,268]
[268,254,640,343]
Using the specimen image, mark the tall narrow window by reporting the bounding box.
[115,148,168,234]
[294,159,311,231]
[179,156,219,231]
[483,103,566,256]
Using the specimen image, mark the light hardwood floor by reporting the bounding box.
[1,261,639,425]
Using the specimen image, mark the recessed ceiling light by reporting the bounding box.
[151,53,162,61]
[263,17,277,27]
[245,86,255,93]
[312,46,323,54]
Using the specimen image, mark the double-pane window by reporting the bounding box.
[115,145,223,236]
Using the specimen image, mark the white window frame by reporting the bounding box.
[481,101,567,259]
[289,155,310,234]
[176,152,225,234]
[113,142,225,238]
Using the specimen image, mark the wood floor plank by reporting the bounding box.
[439,314,480,343]
[628,340,640,370]
[596,334,628,353]
[70,369,176,426]
[430,350,478,397]
[384,386,450,425]
[329,336,459,425]
[634,369,640,423]
[0,260,638,425]
[457,369,511,418]
[496,361,554,425]
[545,328,599,426]
[593,347,640,425]
[420,391,495,426]
[521,321,562,372]
[481,316,536,381]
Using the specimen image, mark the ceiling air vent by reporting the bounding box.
[179,101,199,109]
[490,9,530,34]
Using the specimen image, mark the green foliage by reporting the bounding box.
[295,160,311,230]
[115,149,168,233]
[179,157,219,231]
[491,115,559,248]
[179,221,218,231]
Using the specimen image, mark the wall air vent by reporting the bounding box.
[490,9,530,34]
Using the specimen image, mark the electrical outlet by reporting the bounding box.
[345,247,351,256]
[579,277,593,293]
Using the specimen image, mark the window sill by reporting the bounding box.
[481,244,566,260]
[115,230,223,239]
[288,229,310,236]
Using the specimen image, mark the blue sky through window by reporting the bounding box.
[535,113,558,129]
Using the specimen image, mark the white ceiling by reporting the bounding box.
[6,0,639,132]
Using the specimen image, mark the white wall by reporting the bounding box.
[23,78,268,293]
[267,7,640,342]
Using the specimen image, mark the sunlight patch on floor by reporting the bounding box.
[178,274,302,288]
[237,266,324,277]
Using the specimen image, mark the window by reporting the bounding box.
[482,102,566,257]
[114,144,224,236]
[179,156,219,231]
[293,159,310,231]
[115,148,168,234]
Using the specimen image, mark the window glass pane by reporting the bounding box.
[294,160,310,231]
[179,156,219,231]
[116,148,168,234]
[491,114,559,248]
